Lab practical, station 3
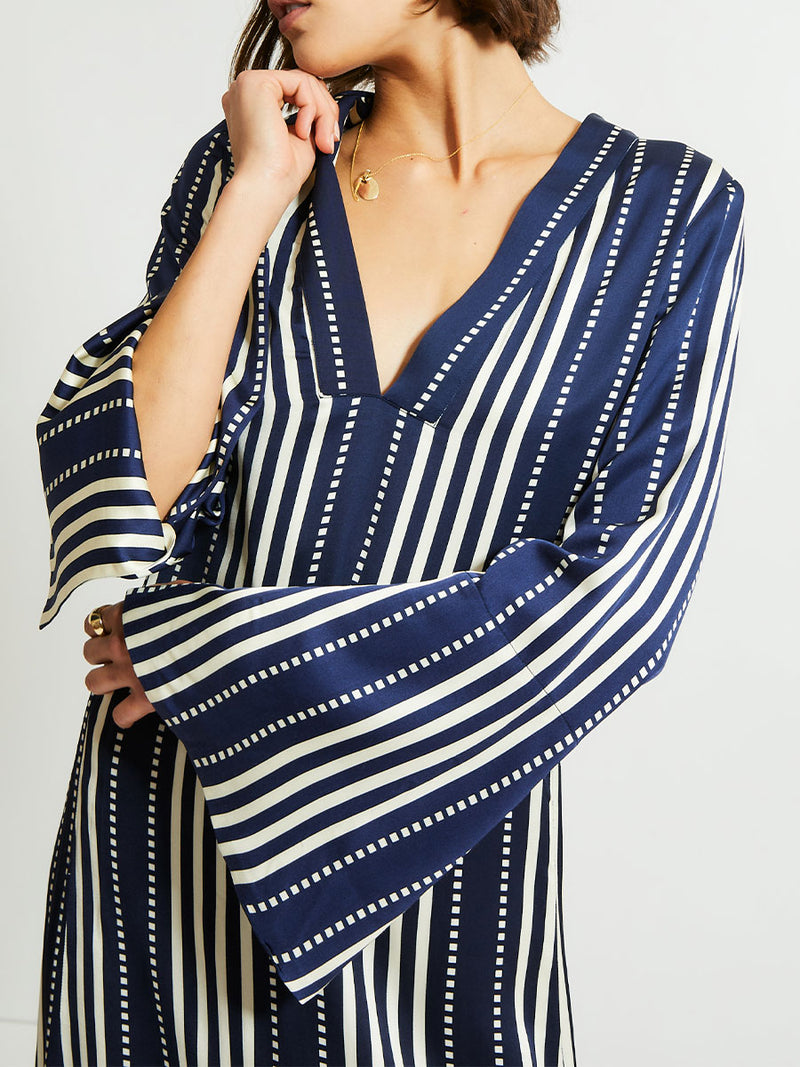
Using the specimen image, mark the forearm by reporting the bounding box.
[131,173,293,519]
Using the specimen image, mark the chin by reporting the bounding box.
[291,43,365,82]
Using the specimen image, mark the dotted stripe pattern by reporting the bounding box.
[317,994,328,1065]
[412,127,624,416]
[493,816,514,1066]
[351,412,407,583]
[638,301,696,521]
[592,348,650,526]
[307,397,361,582]
[158,252,271,530]
[248,581,696,962]
[307,204,348,393]
[190,598,504,765]
[36,97,744,1058]
[108,732,131,1066]
[634,187,740,524]
[38,198,268,628]
[591,167,731,528]
[40,131,223,433]
[512,139,677,539]
[245,742,570,921]
[442,857,464,1065]
[39,708,89,1064]
[553,139,668,537]
[164,576,475,733]
[146,724,171,1066]
[591,160,694,526]
[272,861,457,967]
[186,552,575,776]
[206,472,725,920]
[38,393,134,447]
[145,130,225,287]
[43,444,142,497]
[268,957,280,1064]
[38,364,219,516]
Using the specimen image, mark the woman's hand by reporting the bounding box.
[221,68,340,198]
[83,602,155,729]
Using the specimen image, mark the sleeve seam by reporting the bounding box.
[472,580,575,737]
[684,174,745,238]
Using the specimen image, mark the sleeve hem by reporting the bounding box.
[39,521,178,630]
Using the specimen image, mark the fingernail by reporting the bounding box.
[334,120,340,141]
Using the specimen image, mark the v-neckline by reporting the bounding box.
[299,90,638,422]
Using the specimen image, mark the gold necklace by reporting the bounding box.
[349,80,535,202]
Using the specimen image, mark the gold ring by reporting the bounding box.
[88,606,110,637]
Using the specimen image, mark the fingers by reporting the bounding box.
[83,601,124,639]
[83,631,126,665]
[83,603,111,638]
[305,76,341,154]
[84,663,156,729]
[290,75,339,152]
[85,660,136,695]
[270,77,317,146]
[83,601,139,695]
[80,598,155,728]
[83,601,127,668]
[227,68,340,156]
[111,686,155,730]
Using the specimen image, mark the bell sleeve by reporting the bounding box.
[119,175,745,1003]
[36,120,264,629]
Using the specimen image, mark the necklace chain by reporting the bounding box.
[349,80,535,202]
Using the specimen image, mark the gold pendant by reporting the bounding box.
[353,169,380,201]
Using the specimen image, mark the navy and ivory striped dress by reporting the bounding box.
[35,88,746,1066]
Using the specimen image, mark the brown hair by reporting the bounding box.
[229,1,561,95]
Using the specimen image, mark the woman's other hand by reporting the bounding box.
[83,602,155,729]
[221,68,340,198]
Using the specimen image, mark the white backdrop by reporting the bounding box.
[2,1,797,1063]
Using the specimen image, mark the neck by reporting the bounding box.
[361,21,550,170]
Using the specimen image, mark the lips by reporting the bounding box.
[269,1,311,20]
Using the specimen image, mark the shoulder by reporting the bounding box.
[174,119,234,188]
[156,120,234,246]
[614,119,745,234]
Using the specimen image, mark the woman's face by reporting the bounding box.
[267,0,449,78]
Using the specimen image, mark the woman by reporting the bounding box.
[35,0,745,1063]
